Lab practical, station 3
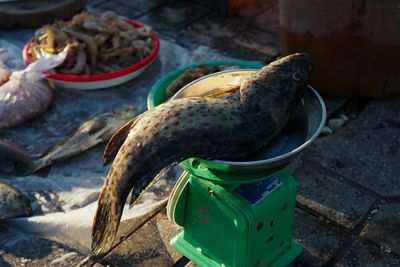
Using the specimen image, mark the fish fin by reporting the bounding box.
[129,165,173,209]
[91,177,126,256]
[204,85,240,98]
[14,159,41,177]
[34,165,52,177]
[103,115,142,166]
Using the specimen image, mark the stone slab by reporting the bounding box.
[352,96,400,130]
[294,162,375,228]
[0,236,96,267]
[104,212,181,266]
[220,27,280,62]
[181,14,250,48]
[89,0,169,19]
[114,0,168,18]
[323,97,349,118]
[86,0,105,7]
[302,119,400,197]
[89,1,141,18]
[336,239,400,267]
[292,209,350,266]
[237,0,276,18]
[360,202,400,255]
[137,2,210,33]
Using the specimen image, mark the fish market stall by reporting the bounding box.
[0,17,237,254]
[1,2,399,267]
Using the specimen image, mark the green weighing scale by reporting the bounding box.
[148,63,326,267]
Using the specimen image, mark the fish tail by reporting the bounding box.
[91,177,127,256]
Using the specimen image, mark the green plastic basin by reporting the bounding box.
[147,59,263,108]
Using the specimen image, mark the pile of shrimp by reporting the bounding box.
[29,12,154,75]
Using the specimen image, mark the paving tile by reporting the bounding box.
[104,212,181,266]
[232,27,280,57]
[114,0,168,17]
[181,14,250,48]
[90,1,140,18]
[86,0,105,7]
[137,2,210,32]
[294,162,375,228]
[292,209,350,266]
[336,239,400,267]
[0,237,93,267]
[237,0,276,18]
[302,120,400,197]
[360,202,400,255]
[323,97,349,118]
[220,27,280,62]
[253,1,280,34]
[155,212,183,262]
[351,96,400,130]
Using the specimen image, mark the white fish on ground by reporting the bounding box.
[15,106,136,176]
[0,182,32,220]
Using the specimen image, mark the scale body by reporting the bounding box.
[148,68,326,267]
[168,160,302,267]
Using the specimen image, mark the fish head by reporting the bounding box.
[241,53,311,117]
[265,53,311,101]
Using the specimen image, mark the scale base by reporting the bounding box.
[171,232,303,267]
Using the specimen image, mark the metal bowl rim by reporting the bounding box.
[172,69,327,167]
[171,69,258,100]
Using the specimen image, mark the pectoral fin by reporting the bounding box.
[129,164,176,209]
[204,85,240,98]
[103,115,142,166]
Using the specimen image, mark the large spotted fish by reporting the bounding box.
[91,53,312,255]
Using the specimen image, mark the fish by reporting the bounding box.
[0,182,32,220]
[0,140,34,174]
[91,53,312,256]
[165,64,240,98]
[15,106,136,176]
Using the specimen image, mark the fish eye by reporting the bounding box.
[292,72,303,82]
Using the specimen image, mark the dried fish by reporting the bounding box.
[15,106,136,176]
[0,182,32,220]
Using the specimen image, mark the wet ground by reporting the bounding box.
[1,0,400,266]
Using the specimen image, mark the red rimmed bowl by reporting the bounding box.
[23,19,160,90]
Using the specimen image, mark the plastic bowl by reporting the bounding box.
[147,59,263,108]
[23,19,160,90]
